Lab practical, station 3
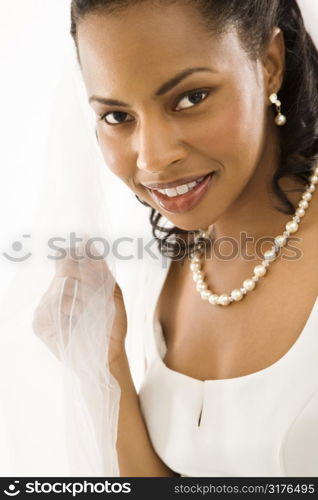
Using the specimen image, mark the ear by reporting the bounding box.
[261,27,285,97]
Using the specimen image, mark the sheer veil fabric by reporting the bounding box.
[0,46,121,475]
[0,0,317,477]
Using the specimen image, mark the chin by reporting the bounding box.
[164,214,215,233]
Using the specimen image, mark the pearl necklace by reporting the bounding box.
[190,165,318,307]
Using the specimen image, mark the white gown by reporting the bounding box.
[138,258,318,477]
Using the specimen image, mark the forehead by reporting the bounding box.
[77,2,244,95]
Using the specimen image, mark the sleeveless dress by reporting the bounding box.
[138,258,318,477]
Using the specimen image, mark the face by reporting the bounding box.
[78,1,274,231]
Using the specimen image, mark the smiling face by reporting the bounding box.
[77,1,281,231]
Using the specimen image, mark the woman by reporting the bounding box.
[34,0,318,477]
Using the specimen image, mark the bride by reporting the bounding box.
[34,0,318,477]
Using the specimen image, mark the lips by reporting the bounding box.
[147,172,215,214]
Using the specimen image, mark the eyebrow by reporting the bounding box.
[88,66,216,107]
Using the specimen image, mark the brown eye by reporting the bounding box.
[102,111,133,125]
[175,90,209,111]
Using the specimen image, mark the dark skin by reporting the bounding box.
[75,1,318,475]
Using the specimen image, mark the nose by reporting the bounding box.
[135,115,188,173]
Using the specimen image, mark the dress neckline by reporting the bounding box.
[151,258,318,385]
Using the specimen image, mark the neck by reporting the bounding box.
[208,131,310,259]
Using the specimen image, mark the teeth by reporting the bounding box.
[176,184,189,195]
[165,187,179,197]
[155,176,206,197]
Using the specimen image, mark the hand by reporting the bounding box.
[32,244,127,365]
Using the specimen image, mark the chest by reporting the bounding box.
[156,242,318,381]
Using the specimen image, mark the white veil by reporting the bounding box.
[0,0,317,478]
[0,0,151,477]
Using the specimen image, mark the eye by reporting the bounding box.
[175,90,210,111]
[100,111,134,125]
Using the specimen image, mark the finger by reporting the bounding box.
[37,277,82,309]
[54,249,113,290]
[33,278,82,338]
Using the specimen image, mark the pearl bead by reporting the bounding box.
[314,167,318,175]
[196,282,208,292]
[310,175,318,184]
[218,294,230,306]
[231,289,243,301]
[190,262,201,272]
[298,199,309,210]
[269,93,278,104]
[192,255,202,264]
[254,264,267,277]
[303,192,312,201]
[275,235,287,247]
[208,294,219,305]
[201,290,212,300]
[285,221,299,233]
[296,208,305,218]
[193,272,203,282]
[275,114,287,126]
[195,278,205,286]
[308,184,316,193]
[240,287,247,294]
[262,260,270,268]
[264,248,277,261]
[243,279,256,291]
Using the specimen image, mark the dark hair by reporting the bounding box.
[71,0,318,260]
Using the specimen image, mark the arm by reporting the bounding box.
[110,353,179,477]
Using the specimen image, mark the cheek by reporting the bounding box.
[190,89,266,173]
[97,129,135,181]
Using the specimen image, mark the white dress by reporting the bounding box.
[138,258,318,477]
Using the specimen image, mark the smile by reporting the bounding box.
[152,176,205,197]
[147,172,216,214]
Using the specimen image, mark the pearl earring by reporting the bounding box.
[269,93,287,126]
